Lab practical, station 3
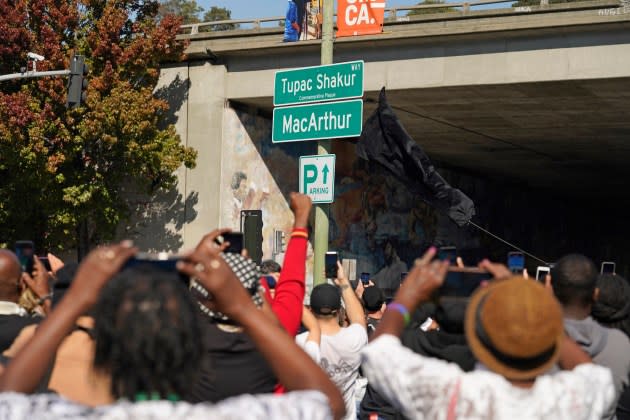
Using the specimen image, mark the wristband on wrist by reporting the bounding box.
[290,231,308,239]
[387,303,411,326]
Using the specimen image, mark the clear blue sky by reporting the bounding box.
[197,1,435,20]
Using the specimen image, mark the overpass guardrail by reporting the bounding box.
[178,0,627,35]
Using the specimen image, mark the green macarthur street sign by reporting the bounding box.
[300,154,336,204]
[274,61,364,106]
[272,99,363,143]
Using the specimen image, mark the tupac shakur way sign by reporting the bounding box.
[272,61,364,143]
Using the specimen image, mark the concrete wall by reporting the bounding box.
[226,28,630,100]
[122,62,227,251]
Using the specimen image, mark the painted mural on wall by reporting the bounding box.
[221,106,629,278]
[220,106,482,286]
[220,107,317,283]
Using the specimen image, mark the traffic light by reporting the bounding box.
[66,55,88,109]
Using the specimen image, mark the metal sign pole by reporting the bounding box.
[313,0,334,286]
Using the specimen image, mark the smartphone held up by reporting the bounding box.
[325,251,339,279]
[507,252,525,273]
[360,272,370,285]
[535,266,550,283]
[123,252,190,285]
[214,232,244,254]
[601,261,616,275]
[14,240,35,274]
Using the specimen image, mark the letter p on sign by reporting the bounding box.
[299,154,336,204]
[337,0,385,37]
[303,164,318,193]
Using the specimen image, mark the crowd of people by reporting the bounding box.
[0,192,629,419]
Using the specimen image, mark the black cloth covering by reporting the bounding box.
[356,88,476,227]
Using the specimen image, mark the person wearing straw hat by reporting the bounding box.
[361,248,615,419]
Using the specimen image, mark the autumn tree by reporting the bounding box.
[0,0,197,257]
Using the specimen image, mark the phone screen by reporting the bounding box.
[439,267,490,297]
[265,275,277,289]
[507,252,525,271]
[437,246,457,263]
[221,232,244,254]
[601,262,615,274]
[14,241,35,274]
[325,252,338,279]
[38,257,52,272]
[535,267,550,282]
[360,272,370,285]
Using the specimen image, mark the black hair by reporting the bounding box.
[551,254,598,307]
[92,264,203,401]
[230,171,247,190]
[260,259,281,274]
[592,274,630,339]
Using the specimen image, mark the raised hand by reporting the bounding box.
[478,259,512,280]
[178,229,254,321]
[22,256,51,300]
[396,247,449,312]
[290,192,312,229]
[67,241,137,308]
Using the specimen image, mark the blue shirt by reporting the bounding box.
[284,1,299,42]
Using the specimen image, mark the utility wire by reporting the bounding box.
[363,98,553,266]
[468,220,550,265]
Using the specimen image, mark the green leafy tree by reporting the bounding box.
[407,0,457,15]
[0,0,197,256]
[202,6,239,31]
[158,0,204,24]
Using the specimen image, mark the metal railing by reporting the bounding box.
[178,0,623,35]
[181,16,285,35]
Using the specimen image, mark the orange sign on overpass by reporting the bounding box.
[337,0,385,37]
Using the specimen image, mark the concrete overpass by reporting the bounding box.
[145,1,630,271]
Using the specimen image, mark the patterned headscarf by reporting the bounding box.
[190,252,263,322]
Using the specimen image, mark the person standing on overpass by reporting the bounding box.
[284,0,300,42]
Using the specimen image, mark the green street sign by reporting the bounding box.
[300,154,336,203]
[274,61,364,106]
[272,99,363,143]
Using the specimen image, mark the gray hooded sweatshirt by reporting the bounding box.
[565,316,630,420]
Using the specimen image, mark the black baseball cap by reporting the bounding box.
[362,287,385,312]
[310,284,341,315]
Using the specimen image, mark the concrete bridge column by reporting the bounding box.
[182,62,227,249]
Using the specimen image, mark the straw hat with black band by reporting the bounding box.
[465,277,564,380]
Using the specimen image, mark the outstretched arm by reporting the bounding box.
[335,262,366,328]
[0,242,137,393]
[271,192,311,335]
[179,231,345,420]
